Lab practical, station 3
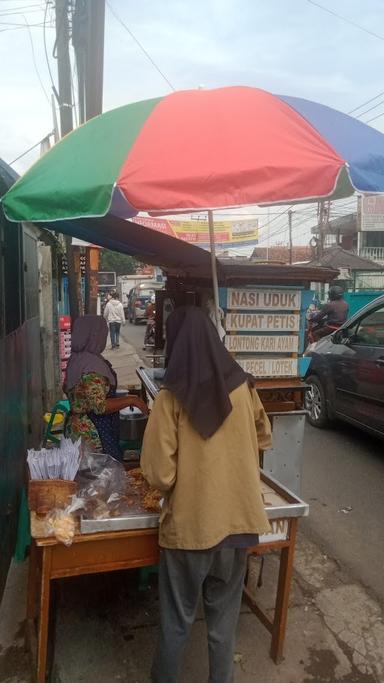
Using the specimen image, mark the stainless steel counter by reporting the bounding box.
[137,366,307,496]
[80,470,308,534]
[137,366,164,400]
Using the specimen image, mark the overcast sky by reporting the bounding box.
[1,0,383,246]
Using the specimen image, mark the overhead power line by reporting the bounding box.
[106,0,175,91]
[353,99,384,120]
[257,197,358,247]
[258,212,319,247]
[348,91,384,115]
[258,205,293,233]
[0,19,43,25]
[0,7,43,16]
[22,12,50,102]
[9,132,53,165]
[0,22,50,31]
[365,109,384,125]
[258,212,308,245]
[43,0,58,97]
[305,0,384,42]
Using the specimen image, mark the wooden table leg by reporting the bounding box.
[27,540,38,620]
[26,540,39,660]
[270,518,298,663]
[36,546,52,683]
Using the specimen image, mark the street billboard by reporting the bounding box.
[135,216,258,248]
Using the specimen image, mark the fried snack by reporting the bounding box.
[126,467,162,514]
[109,495,138,517]
[93,500,110,519]
[50,513,75,545]
[127,471,149,495]
[128,467,143,479]
[142,489,162,513]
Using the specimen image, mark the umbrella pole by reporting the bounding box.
[208,210,221,331]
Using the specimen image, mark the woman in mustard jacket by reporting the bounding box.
[141,306,271,683]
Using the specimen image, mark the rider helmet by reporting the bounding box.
[328,285,344,301]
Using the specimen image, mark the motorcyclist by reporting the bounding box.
[146,293,155,321]
[144,294,156,348]
[311,285,349,341]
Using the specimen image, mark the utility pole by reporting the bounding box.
[318,200,331,258]
[288,209,293,264]
[318,201,325,258]
[51,94,60,143]
[85,0,105,121]
[55,0,80,322]
[72,0,105,122]
[72,0,105,313]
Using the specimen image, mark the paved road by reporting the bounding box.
[123,320,384,604]
[121,319,149,361]
[302,421,384,605]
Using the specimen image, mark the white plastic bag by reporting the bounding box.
[45,496,85,546]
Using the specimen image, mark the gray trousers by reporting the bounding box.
[151,547,247,683]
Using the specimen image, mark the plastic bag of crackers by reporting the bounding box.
[45,496,85,546]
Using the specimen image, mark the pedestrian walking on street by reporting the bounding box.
[103,291,125,348]
[141,306,272,683]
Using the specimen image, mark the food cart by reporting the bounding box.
[3,84,384,683]
[143,258,337,495]
[26,254,336,683]
[28,470,308,682]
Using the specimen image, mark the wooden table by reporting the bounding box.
[27,527,159,683]
[27,505,300,682]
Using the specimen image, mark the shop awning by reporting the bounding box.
[38,214,213,277]
[38,214,336,284]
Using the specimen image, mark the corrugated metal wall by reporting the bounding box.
[0,326,28,594]
[0,213,42,598]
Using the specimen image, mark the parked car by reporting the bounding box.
[127,282,163,324]
[304,294,384,439]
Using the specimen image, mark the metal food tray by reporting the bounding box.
[137,367,163,400]
[80,471,308,534]
[80,511,159,533]
[260,471,309,519]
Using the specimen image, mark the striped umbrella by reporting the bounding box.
[3,86,384,323]
[4,86,384,222]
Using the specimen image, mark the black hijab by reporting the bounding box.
[163,306,247,439]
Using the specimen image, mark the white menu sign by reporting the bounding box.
[226,335,298,353]
[226,312,300,332]
[260,519,289,543]
[236,357,298,377]
[227,288,301,311]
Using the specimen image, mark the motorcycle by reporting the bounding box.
[143,304,156,349]
[306,318,341,345]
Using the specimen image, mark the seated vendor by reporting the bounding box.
[64,315,147,460]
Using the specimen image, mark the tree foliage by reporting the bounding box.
[100,250,138,275]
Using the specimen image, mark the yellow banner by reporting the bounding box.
[136,216,258,246]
